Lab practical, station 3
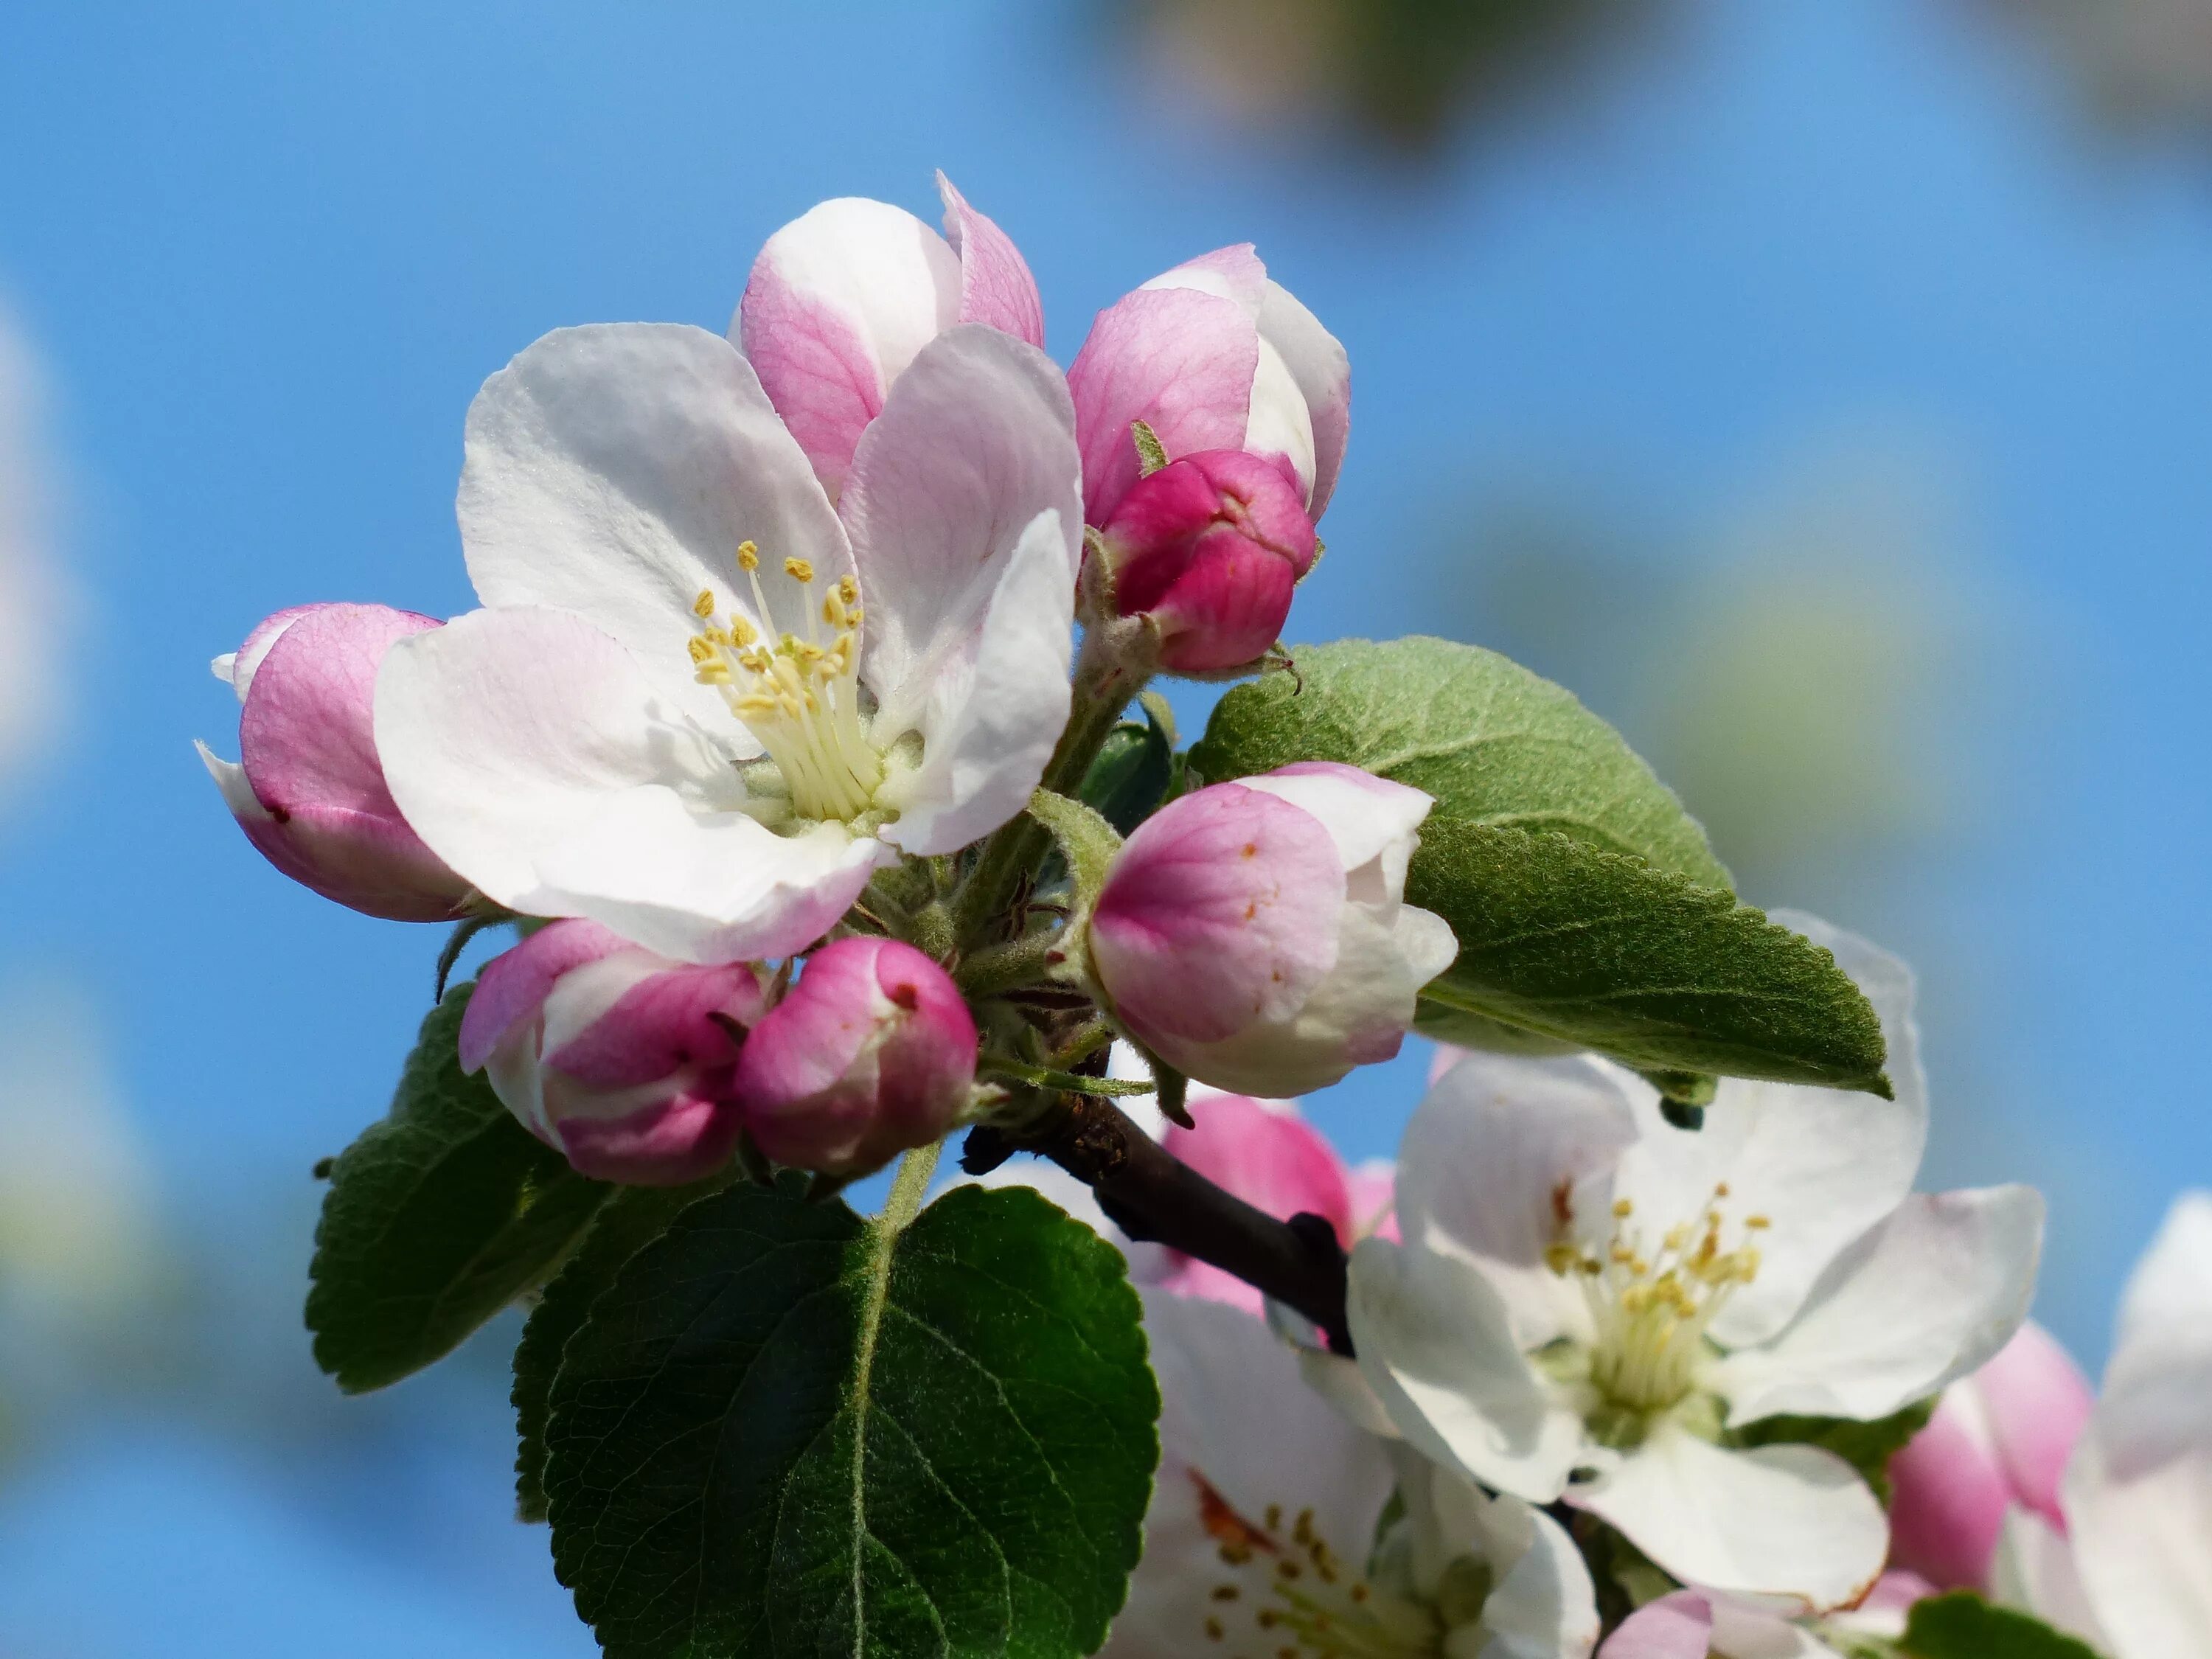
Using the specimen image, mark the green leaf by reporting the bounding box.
[1078,697,1176,836]
[544,1177,1159,1658]
[1406,821,1891,1093]
[1191,636,1732,889]
[512,1178,732,1523]
[1729,1397,1935,1505]
[306,984,611,1393]
[1901,1593,2102,1659]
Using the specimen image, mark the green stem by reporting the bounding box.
[881,1139,942,1232]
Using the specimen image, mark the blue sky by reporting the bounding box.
[2,0,2208,1649]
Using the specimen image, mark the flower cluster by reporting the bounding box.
[206,176,2112,1658]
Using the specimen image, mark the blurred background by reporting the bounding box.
[1,1,2207,1649]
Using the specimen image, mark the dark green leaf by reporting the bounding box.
[544,1179,1159,1658]
[512,1178,732,1523]
[306,984,611,1393]
[1730,1397,1935,1504]
[1078,698,1176,836]
[1408,821,1891,1093]
[1902,1593,2102,1659]
[1190,636,1732,889]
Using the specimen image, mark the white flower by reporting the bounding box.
[1107,1290,1599,1659]
[1994,1190,2212,1658]
[375,321,1082,962]
[1346,914,2045,1609]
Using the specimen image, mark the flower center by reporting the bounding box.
[689,540,883,823]
[1189,1474,1443,1659]
[1545,1184,1768,1415]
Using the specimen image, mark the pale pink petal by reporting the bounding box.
[1141,244,1268,312]
[936,173,1043,347]
[1886,1396,2014,1590]
[556,1091,744,1187]
[1977,1322,2096,1528]
[1257,278,1351,517]
[219,603,319,701]
[547,961,765,1088]
[1599,1591,1714,1659]
[1091,782,1345,1046]
[1067,286,1257,524]
[459,919,633,1072]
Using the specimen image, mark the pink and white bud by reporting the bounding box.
[1095,449,1318,672]
[1068,244,1349,528]
[735,172,1044,498]
[459,919,768,1186]
[1885,1327,2088,1601]
[733,937,978,1178]
[197,603,475,922]
[1088,762,1457,1098]
[1886,1321,2095,1592]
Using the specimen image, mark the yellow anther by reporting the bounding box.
[687,636,717,664]
[1745,1215,1771,1230]
[693,588,717,619]
[737,540,759,571]
[1545,1242,1580,1275]
[838,574,858,604]
[1613,1198,1634,1218]
[784,557,813,582]
[1204,1616,1224,1641]
[1714,1182,1731,1198]
[728,616,758,646]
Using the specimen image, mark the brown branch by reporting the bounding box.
[963,1096,1353,1354]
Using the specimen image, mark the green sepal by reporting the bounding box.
[1078,694,1178,835]
[542,1178,1159,1658]
[1900,1593,2102,1659]
[305,983,612,1394]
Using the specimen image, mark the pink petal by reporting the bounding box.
[1165,1094,1356,1244]
[937,173,1043,348]
[1975,1321,2096,1531]
[1886,1398,2013,1590]
[737,262,883,499]
[1067,286,1257,524]
[546,961,766,1089]
[1091,783,1345,1048]
[459,919,633,1072]
[223,604,320,701]
[1150,244,1268,313]
[1597,1592,1714,1659]
[554,1089,744,1187]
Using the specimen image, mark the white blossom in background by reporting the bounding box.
[0,305,62,803]
[1346,915,2045,1609]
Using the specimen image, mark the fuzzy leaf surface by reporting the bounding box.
[544,1179,1158,1658]
[307,984,611,1393]
[1901,1593,2102,1659]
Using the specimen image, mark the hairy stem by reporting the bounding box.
[964,1097,1353,1354]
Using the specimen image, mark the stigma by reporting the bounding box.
[688,540,883,823]
[1545,1184,1768,1414]
[1189,1474,1443,1659]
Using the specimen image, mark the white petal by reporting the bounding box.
[1714,1186,2044,1426]
[1346,1238,1590,1503]
[874,508,1074,856]
[1242,335,1318,503]
[740,197,961,389]
[1238,763,1431,886]
[1989,1509,2107,1649]
[840,326,1081,742]
[376,605,885,961]
[456,322,850,728]
[195,740,270,823]
[1616,914,1930,1349]
[2066,1435,2212,1659]
[1477,1500,1602,1659]
[1394,1051,1641,1349]
[1573,1427,1887,1610]
[1256,277,1352,517]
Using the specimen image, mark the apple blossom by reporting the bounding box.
[459,919,768,1185]
[2055,1189,2212,1658]
[1105,1288,1600,1659]
[1345,915,2045,1609]
[736,173,1044,499]
[1068,244,1349,528]
[731,935,977,1178]
[1088,762,1458,1097]
[1885,1321,2093,1593]
[375,316,1083,964]
[1091,448,1320,672]
[197,603,475,922]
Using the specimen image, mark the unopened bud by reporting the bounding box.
[1095,451,1318,673]
[460,920,768,1186]
[734,937,978,1178]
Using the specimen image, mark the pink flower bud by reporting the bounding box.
[1089,762,1458,1098]
[733,937,978,1178]
[1069,244,1348,527]
[1095,450,1318,672]
[460,919,768,1186]
[197,603,475,922]
[1887,1321,2096,1591]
